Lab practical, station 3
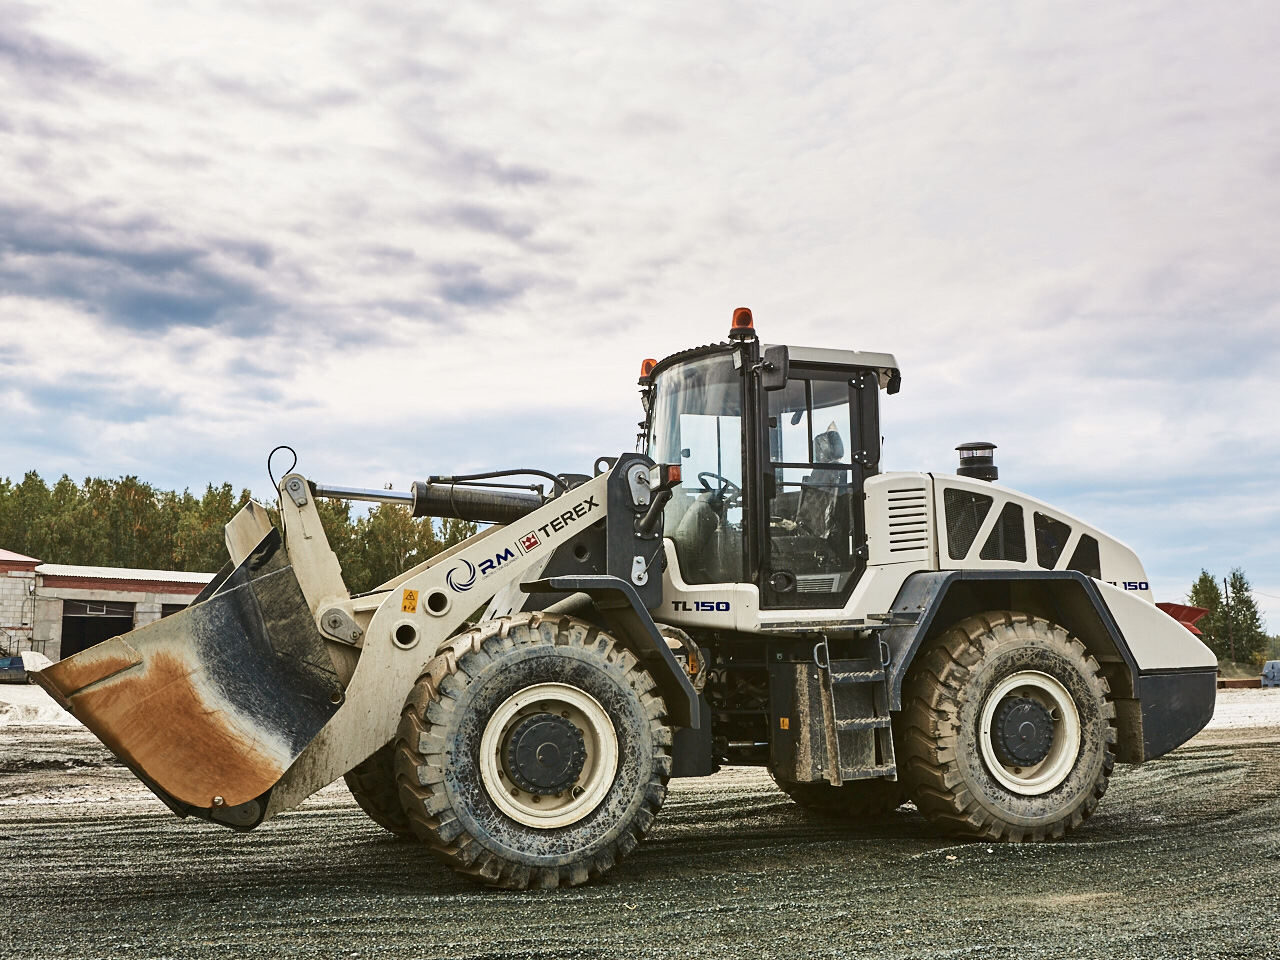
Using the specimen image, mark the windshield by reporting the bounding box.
[646,352,745,584]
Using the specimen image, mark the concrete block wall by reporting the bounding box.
[33,597,62,654]
[137,601,164,628]
[0,569,36,652]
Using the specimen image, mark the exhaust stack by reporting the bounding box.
[956,441,998,482]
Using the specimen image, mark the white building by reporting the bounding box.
[0,548,215,660]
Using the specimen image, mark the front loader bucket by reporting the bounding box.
[34,529,342,828]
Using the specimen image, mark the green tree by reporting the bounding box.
[98,476,165,568]
[1224,568,1268,664]
[0,470,476,592]
[172,484,255,572]
[1188,568,1269,664]
[437,517,476,550]
[321,501,477,594]
[352,504,437,592]
[1266,634,1280,662]
[1187,570,1226,656]
[0,472,54,558]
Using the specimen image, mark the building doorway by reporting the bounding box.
[60,601,135,658]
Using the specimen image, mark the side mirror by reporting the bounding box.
[760,345,789,391]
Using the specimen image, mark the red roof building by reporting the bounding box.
[0,549,215,661]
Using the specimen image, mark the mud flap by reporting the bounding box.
[34,529,343,829]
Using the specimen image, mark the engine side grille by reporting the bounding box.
[864,473,934,566]
[886,486,930,554]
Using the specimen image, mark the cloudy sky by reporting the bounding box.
[1,0,1277,623]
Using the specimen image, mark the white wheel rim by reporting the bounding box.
[479,682,619,828]
[979,670,1081,796]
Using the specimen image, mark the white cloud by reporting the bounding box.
[1,0,1277,622]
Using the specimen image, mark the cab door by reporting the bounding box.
[756,366,879,610]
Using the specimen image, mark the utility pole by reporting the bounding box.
[1224,576,1236,662]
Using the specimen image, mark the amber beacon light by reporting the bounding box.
[728,306,755,340]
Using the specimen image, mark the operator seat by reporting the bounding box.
[794,425,846,539]
[671,490,723,583]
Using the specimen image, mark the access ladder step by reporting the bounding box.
[830,669,885,684]
[814,646,898,783]
[828,658,886,685]
[841,764,897,781]
[835,716,892,731]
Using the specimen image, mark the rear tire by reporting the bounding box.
[395,612,671,889]
[898,611,1116,841]
[772,775,905,818]
[344,743,414,839]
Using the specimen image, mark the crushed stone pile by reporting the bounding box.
[0,684,83,727]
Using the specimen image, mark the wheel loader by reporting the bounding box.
[35,309,1218,889]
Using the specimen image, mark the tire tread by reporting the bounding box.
[343,742,415,839]
[395,611,670,889]
[897,611,1116,842]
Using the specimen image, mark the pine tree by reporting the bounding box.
[1189,568,1271,664]
[172,483,255,572]
[1187,570,1227,658]
[1224,568,1268,665]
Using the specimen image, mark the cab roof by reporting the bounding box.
[645,339,901,392]
[775,345,900,390]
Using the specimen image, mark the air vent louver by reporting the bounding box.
[795,574,841,593]
[886,486,930,553]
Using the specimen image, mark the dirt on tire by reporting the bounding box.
[898,611,1116,841]
[394,611,671,889]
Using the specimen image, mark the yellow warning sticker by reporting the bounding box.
[401,589,419,613]
[779,717,789,730]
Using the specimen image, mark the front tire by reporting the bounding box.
[898,611,1116,841]
[395,612,671,889]
[344,743,414,839]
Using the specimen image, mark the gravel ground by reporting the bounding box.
[1,685,1278,959]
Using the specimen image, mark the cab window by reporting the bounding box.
[764,375,859,603]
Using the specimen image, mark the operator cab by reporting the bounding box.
[641,311,900,610]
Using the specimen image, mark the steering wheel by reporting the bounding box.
[697,471,742,508]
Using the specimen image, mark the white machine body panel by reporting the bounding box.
[929,473,1153,602]
[865,473,936,568]
[661,470,1213,675]
[659,539,930,634]
[1097,582,1217,671]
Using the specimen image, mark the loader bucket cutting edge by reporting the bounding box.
[33,528,343,814]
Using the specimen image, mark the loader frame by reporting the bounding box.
[33,314,1219,881]
[38,457,700,830]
